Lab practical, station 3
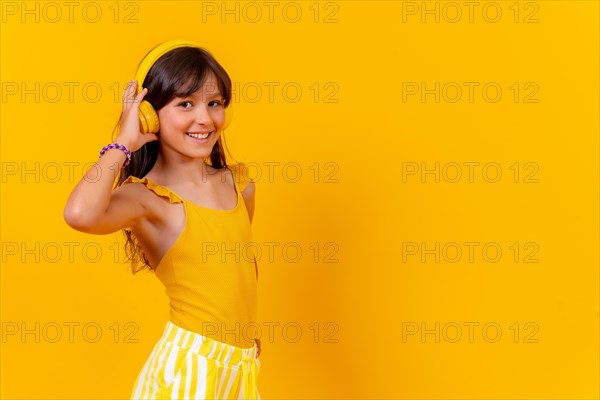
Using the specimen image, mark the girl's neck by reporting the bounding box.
[147,153,219,186]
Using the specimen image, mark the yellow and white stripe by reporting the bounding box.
[131,321,261,399]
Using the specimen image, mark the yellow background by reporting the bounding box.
[1,1,598,398]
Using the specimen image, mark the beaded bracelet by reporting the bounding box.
[99,143,132,168]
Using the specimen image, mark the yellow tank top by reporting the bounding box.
[121,163,258,348]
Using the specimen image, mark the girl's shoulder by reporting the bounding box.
[120,176,184,204]
[227,162,254,193]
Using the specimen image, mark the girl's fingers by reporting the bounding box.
[122,81,137,101]
[122,82,143,113]
[135,87,148,103]
[122,81,135,95]
[119,81,151,140]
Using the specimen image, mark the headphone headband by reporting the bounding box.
[135,40,203,92]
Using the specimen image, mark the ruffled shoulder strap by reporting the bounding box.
[120,175,184,204]
[228,162,253,193]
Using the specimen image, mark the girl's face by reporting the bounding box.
[157,72,226,160]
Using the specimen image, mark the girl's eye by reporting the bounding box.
[178,101,193,109]
[209,100,223,108]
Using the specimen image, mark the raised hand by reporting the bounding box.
[116,80,158,151]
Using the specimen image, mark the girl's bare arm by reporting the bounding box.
[63,81,158,234]
[63,151,144,234]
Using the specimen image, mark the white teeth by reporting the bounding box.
[187,132,210,139]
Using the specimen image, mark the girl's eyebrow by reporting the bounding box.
[176,92,222,100]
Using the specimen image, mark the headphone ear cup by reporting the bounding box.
[139,100,160,133]
[223,102,234,130]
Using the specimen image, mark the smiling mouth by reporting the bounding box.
[186,131,213,140]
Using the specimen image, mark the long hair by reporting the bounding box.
[113,46,235,274]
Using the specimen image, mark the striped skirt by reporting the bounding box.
[131,321,261,399]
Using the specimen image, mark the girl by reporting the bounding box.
[64,42,262,399]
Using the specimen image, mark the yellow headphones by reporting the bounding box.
[134,40,234,134]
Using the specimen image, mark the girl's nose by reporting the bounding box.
[193,105,212,124]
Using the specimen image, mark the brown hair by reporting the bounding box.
[114,46,235,274]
